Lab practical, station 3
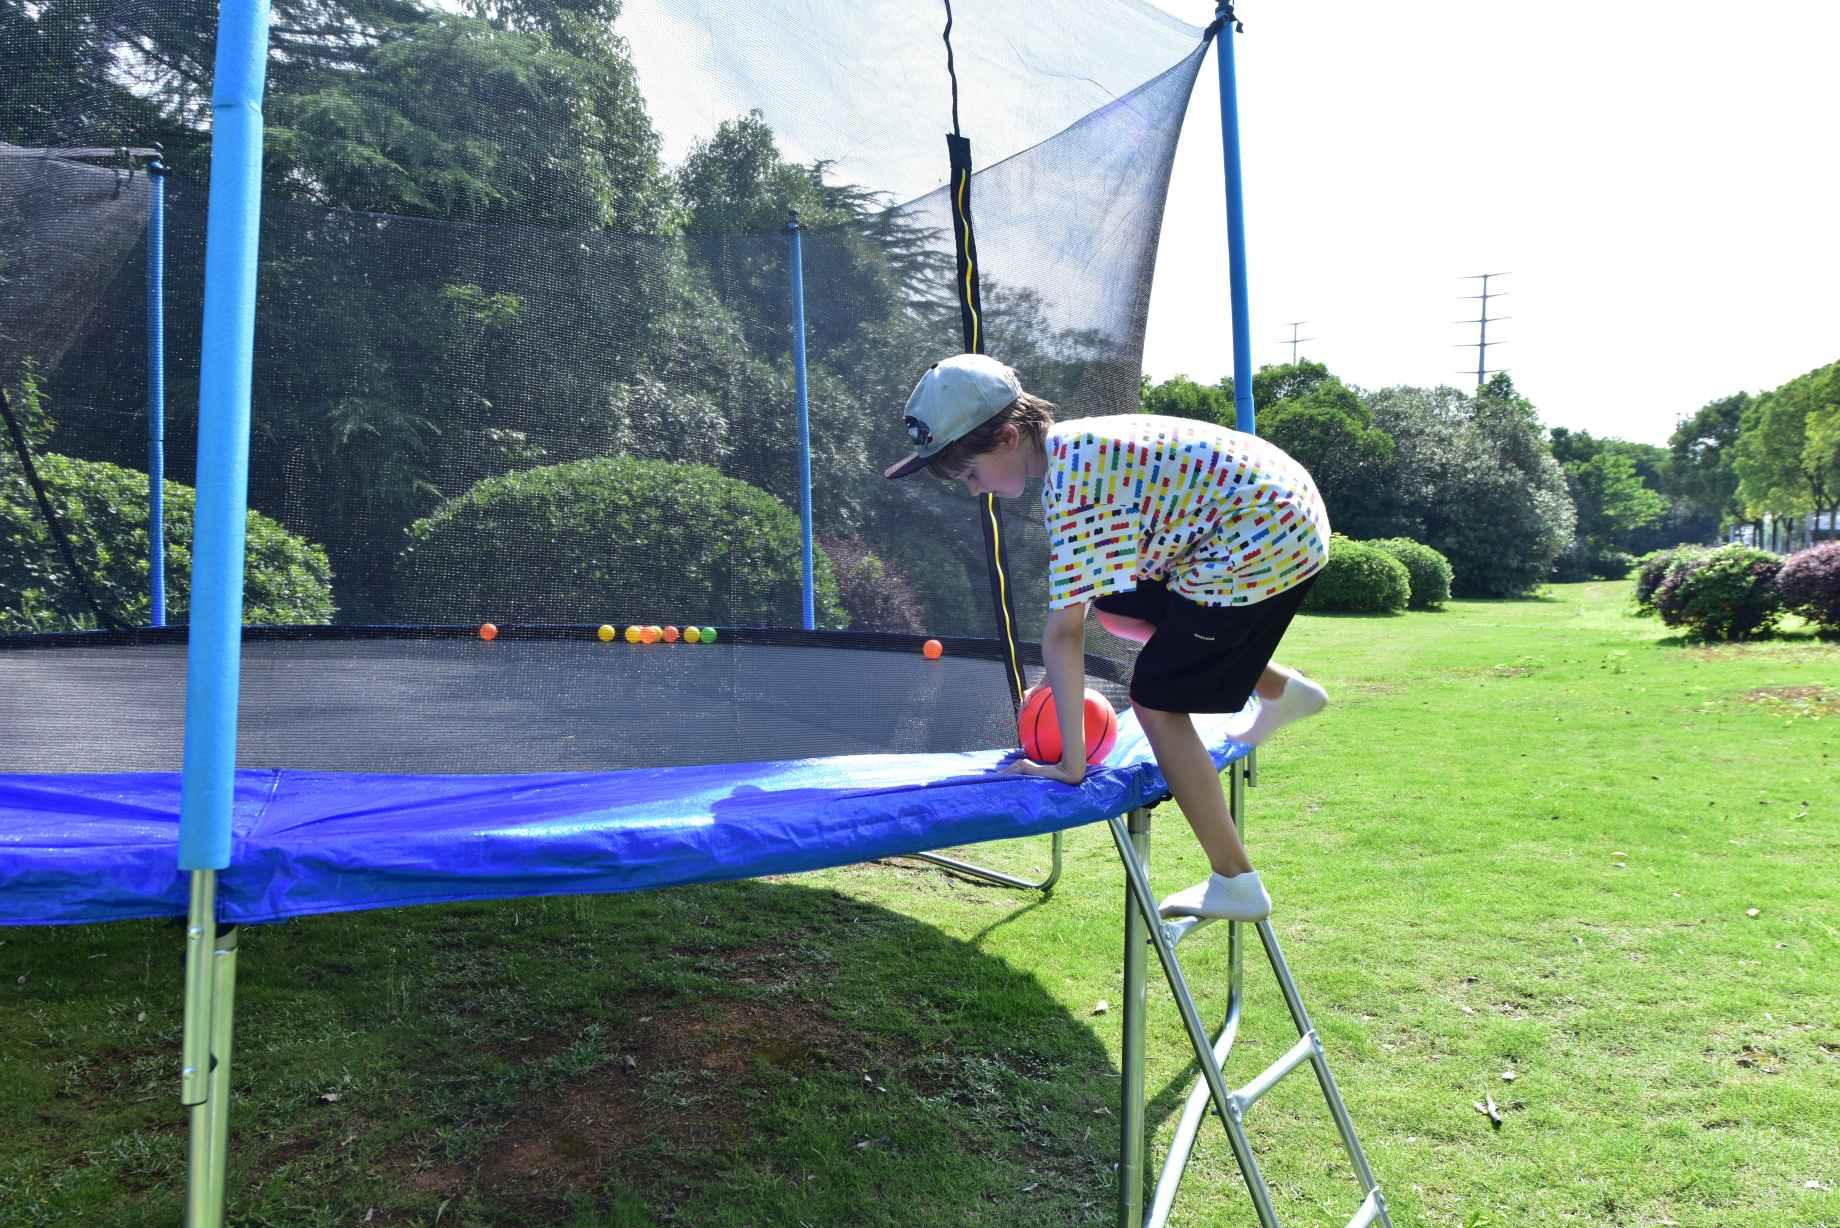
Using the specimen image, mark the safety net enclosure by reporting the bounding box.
[1,0,1209,779]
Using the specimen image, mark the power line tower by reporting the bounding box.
[1279,321,1313,363]
[1455,272,1509,387]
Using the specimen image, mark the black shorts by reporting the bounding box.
[1092,575,1317,714]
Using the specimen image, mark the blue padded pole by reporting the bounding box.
[1215,4,1256,435]
[177,0,271,872]
[787,209,815,630]
[147,152,167,627]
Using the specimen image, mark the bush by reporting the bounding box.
[1777,542,1840,630]
[818,536,925,633]
[1631,546,1707,616]
[2,453,336,632]
[1653,545,1782,641]
[1301,537,1410,614]
[1370,537,1454,609]
[396,456,847,627]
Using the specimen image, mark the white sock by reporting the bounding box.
[1245,674,1328,745]
[1159,870,1272,921]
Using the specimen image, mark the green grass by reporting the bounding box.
[2,581,1837,1227]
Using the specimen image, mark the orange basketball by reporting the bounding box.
[1019,684,1119,766]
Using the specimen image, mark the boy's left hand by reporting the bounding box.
[1006,757,1085,786]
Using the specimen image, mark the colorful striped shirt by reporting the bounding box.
[1040,415,1330,610]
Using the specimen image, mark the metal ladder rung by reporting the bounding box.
[1230,1032,1318,1118]
[1345,1188,1387,1228]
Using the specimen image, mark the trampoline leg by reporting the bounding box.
[906,828,1063,892]
[1119,808,1150,1228]
[182,873,239,1228]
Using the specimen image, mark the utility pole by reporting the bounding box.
[1279,321,1313,364]
[1455,272,1508,386]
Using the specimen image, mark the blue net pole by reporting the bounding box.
[177,0,271,872]
[1214,4,1256,435]
[787,209,815,631]
[147,153,167,628]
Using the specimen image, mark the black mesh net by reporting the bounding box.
[0,0,1208,772]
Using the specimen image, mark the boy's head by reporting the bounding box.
[882,354,1055,493]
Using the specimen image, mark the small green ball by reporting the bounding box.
[700,626,717,643]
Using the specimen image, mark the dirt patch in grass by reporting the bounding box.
[1742,684,1836,705]
[374,993,857,1222]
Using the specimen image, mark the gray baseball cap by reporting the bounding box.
[883,353,1023,479]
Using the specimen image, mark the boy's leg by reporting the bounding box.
[1135,703,1273,921]
[1133,702,1252,876]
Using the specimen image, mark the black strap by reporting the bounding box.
[0,386,130,630]
[940,20,1025,711]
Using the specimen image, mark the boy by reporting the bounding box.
[884,354,1330,921]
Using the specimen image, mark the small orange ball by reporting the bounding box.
[640,626,658,644]
[922,638,943,660]
[479,623,498,641]
[662,625,680,643]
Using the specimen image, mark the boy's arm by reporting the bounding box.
[1009,602,1089,785]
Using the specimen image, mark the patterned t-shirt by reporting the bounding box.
[1040,415,1330,609]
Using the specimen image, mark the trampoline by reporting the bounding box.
[0,626,1243,931]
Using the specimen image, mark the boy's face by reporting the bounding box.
[955,426,1031,499]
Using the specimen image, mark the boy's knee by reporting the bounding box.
[1131,700,1184,728]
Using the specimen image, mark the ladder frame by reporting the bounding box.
[1113,756,1392,1228]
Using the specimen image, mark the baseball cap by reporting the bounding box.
[882,354,1023,479]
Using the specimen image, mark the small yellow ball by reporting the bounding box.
[597,624,615,642]
[683,626,701,643]
[624,625,642,644]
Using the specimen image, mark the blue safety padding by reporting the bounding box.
[0,713,1251,926]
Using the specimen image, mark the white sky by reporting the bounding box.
[1142,1,1840,445]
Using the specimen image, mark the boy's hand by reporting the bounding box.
[1006,756,1085,785]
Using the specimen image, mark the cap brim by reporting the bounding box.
[883,451,932,479]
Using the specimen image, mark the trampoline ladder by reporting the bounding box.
[1112,761,1391,1228]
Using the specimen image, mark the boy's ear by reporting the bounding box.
[998,423,1022,450]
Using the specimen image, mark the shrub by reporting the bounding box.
[2,453,335,632]
[818,536,925,633]
[1370,537,1454,609]
[1301,537,1410,614]
[1631,546,1707,616]
[1653,545,1782,641]
[1776,542,1840,630]
[396,456,846,627]
[1589,550,1636,580]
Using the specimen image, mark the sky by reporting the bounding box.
[1140,0,1840,445]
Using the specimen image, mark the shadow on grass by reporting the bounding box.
[1,875,1174,1228]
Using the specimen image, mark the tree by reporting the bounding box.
[1549,427,1666,575]
[1668,392,1748,540]
[1364,379,1575,597]
[1139,374,1230,425]
[1732,365,1838,549]
[1253,364,1398,539]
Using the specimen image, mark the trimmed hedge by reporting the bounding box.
[1653,545,1782,641]
[1777,541,1840,630]
[1301,537,1410,614]
[2,453,335,632]
[1371,537,1454,609]
[396,456,847,627]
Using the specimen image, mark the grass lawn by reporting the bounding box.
[2,580,1837,1227]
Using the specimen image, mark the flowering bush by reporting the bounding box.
[1776,541,1840,631]
[1631,546,1706,616]
[1653,545,1782,641]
